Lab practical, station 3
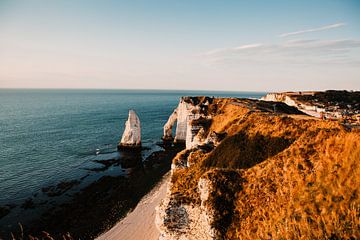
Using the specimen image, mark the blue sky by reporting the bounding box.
[0,0,359,91]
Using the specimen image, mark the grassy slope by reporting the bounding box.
[171,99,359,239]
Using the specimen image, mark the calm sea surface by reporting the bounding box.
[0,89,265,205]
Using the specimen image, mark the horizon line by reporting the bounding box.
[0,87,269,93]
[0,87,357,92]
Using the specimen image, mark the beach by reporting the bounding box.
[97,172,170,240]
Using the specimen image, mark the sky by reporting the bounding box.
[0,0,359,91]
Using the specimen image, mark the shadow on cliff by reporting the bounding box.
[202,169,245,238]
[198,133,293,238]
[201,132,293,170]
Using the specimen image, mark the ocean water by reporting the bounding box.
[0,89,265,205]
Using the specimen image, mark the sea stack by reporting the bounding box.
[118,110,141,150]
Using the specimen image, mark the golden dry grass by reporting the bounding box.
[170,99,360,239]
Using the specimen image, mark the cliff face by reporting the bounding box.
[261,92,325,118]
[261,91,360,125]
[163,97,195,143]
[156,97,359,240]
[163,96,214,149]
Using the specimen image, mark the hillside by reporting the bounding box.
[157,97,360,240]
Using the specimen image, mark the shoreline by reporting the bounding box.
[1,144,183,240]
[96,172,170,240]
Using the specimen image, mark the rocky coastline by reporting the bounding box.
[155,94,359,239]
[0,143,184,240]
[1,92,359,240]
[0,107,183,240]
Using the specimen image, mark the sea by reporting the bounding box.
[0,89,265,218]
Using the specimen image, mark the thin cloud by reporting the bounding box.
[203,39,360,65]
[234,43,263,50]
[279,23,346,37]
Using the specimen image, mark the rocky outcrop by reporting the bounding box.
[157,97,235,240]
[163,109,178,141]
[163,97,199,143]
[156,149,215,240]
[163,97,214,149]
[156,96,359,240]
[156,148,241,240]
[118,110,141,149]
[156,180,215,240]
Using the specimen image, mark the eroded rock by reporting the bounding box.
[118,110,141,149]
[156,182,215,240]
[163,97,214,149]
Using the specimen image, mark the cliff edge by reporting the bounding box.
[261,90,360,125]
[156,96,359,240]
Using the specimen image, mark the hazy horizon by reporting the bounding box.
[1,0,359,91]
[0,87,357,93]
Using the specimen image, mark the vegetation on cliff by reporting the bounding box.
[295,90,360,111]
[171,98,359,239]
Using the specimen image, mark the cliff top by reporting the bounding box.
[167,96,359,239]
[268,90,360,111]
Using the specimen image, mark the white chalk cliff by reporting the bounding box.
[157,97,227,240]
[261,92,325,118]
[156,178,215,240]
[163,98,197,143]
[163,97,213,149]
[119,110,141,148]
[163,108,178,141]
[156,148,219,240]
